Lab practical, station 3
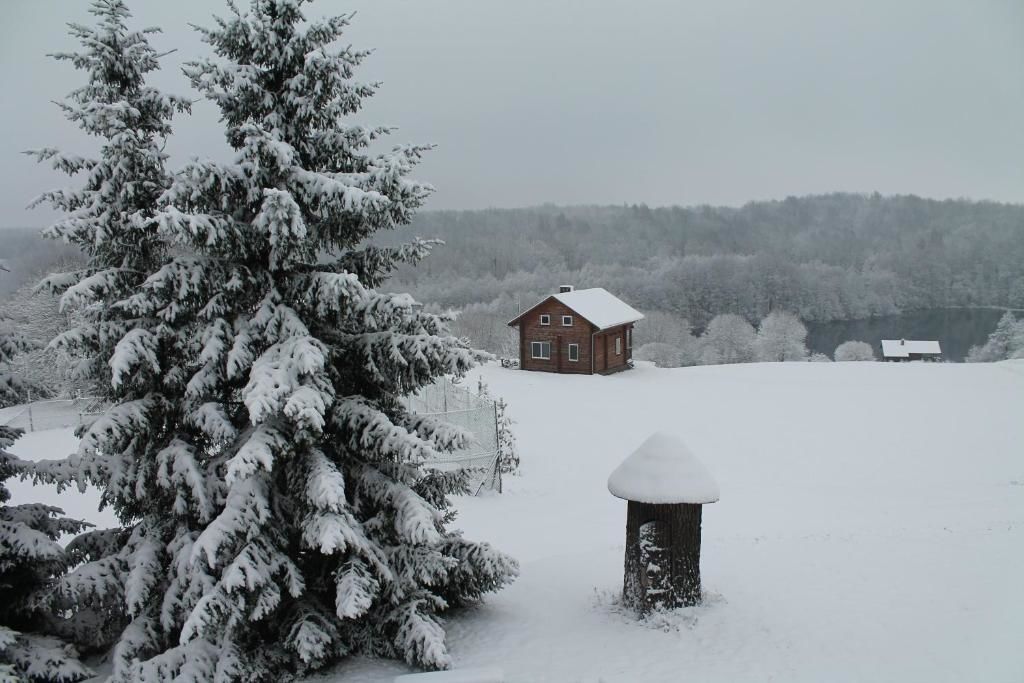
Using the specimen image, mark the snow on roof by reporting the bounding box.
[608,432,719,505]
[552,287,644,330]
[880,339,942,358]
[507,287,644,329]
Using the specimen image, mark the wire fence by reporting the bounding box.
[0,397,105,433]
[405,377,502,495]
[1,381,503,495]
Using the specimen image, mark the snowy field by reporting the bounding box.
[8,361,1024,682]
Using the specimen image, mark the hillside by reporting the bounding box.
[328,360,1024,681]
[388,195,1024,326]
[8,361,1024,682]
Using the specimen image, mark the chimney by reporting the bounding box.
[559,285,575,294]
[900,339,905,346]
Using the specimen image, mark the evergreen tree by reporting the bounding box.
[41,1,516,679]
[27,0,189,396]
[494,398,520,476]
[0,277,92,682]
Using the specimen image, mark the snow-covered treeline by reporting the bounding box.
[450,303,875,367]
[386,197,1024,326]
[4,0,517,680]
[967,311,1024,362]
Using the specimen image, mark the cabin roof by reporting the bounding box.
[508,287,644,330]
[880,339,942,358]
[607,432,720,504]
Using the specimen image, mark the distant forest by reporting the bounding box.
[0,229,81,297]
[3,193,1024,328]
[387,193,1024,327]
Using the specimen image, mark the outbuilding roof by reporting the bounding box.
[880,339,942,358]
[508,287,644,330]
[608,432,720,505]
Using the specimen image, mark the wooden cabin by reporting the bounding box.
[880,339,942,362]
[507,286,644,374]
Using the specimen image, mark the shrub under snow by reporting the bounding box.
[834,340,876,362]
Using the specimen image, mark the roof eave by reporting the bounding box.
[506,295,557,327]
[592,315,645,331]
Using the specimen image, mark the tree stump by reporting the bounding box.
[608,432,718,614]
[624,501,703,612]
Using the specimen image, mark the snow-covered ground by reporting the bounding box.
[329,360,1024,682]
[9,361,1024,682]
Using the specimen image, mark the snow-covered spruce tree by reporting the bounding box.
[0,292,93,682]
[23,0,187,666]
[47,1,517,679]
[27,0,189,397]
[494,398,520,476]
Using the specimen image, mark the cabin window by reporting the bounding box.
[531,341,551,360]
[539,314,550,326]
[562,315,573,326]
[615,337,622,355]
[626,327,632,350]
[568,343,579,362]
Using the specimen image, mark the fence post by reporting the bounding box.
[493,401,502,494]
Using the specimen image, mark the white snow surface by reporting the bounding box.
[322,359,1024,682]
[880,339,942,357]
[10,361,1024,682]
[393,667,504,682]
[607,432,719,504]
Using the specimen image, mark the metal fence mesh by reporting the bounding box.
[0,397,104,433]
[405,378,501,495]
[2,382,502,494]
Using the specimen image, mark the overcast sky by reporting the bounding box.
[1,0,1023,228]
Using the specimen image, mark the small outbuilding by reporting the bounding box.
[608,433,719,612]
[507,286,644,374]
[880,339,942,362]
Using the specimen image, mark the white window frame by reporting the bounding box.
[568,343,580,362]
[615,337,622,355]
[626,327,632,350]
[531,341,551,360]
[561,315,573,327]
[539,314,550,326]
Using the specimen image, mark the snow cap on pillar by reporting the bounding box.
[608,432,719,504]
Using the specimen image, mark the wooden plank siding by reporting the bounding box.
[514,299,634,375]
[593,323,632,374]
[516,299,596,374]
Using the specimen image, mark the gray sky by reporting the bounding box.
[2,0,1023,228]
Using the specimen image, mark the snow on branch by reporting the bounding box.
[110,328,161,390]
